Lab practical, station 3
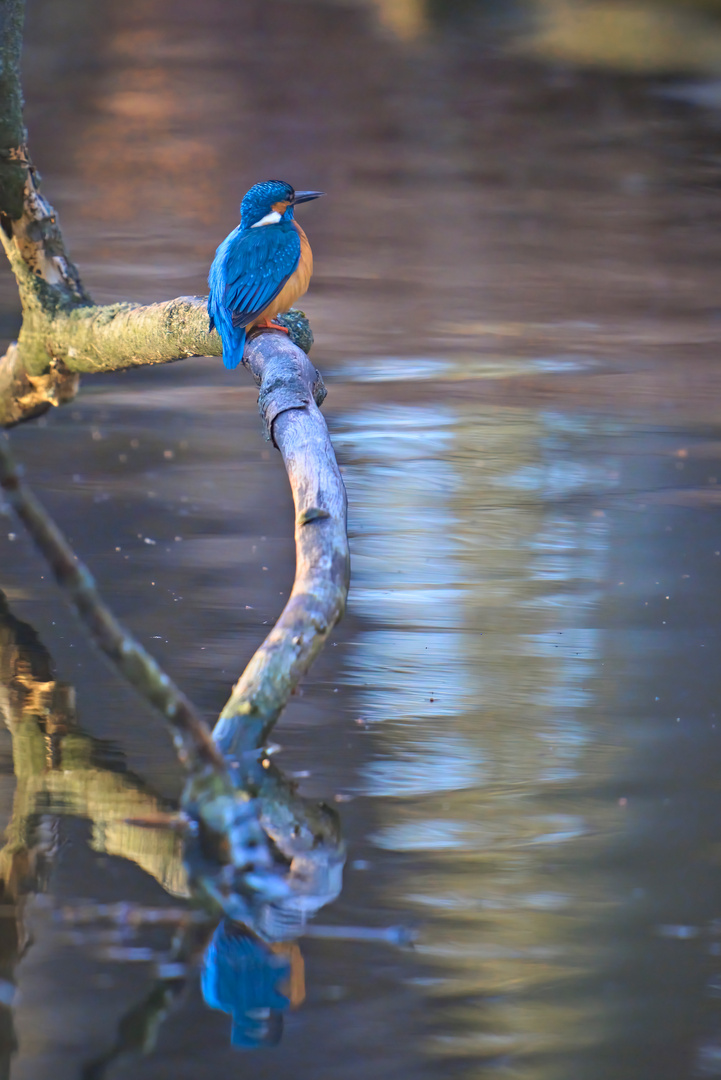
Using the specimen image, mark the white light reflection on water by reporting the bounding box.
[332,355,598,384]
[334,399,629,1078]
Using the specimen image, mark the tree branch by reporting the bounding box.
[0,0,347,930]
[213,332,350,753]
[1,331,350,793]
[0,432,228,776]
[0,0,320,429]
[0,327,350,924]
[0,299,314,428]
[0,341,79,427]
[48,296,221,372]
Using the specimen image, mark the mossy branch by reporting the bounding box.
[0,0,315,427]
[0,292,314,427]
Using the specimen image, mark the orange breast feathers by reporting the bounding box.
[252,221,314,327]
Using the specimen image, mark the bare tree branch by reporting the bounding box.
[0,331,350,789]
[0,432,228,776]
[0,326,351,924]
[214,332,350,753]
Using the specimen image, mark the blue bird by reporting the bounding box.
[208,179,324,370]
[201,920,292,1048]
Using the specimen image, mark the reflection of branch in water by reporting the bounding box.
[0,589,188,898]
[0,331,350,926]
[0,431,291,950]
[0,440,226,778]
[0,583,344,904]
[216,751,344,941]
[0,629,345,937]
[82,980,187,1080]
[1,302,356,1069]
[0,589,347,1071]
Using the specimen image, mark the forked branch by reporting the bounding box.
[0,0,311,426]
[0,0,349,926]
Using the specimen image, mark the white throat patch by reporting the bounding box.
[251,210,282,228]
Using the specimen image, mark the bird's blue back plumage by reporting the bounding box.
[208,218,301,371]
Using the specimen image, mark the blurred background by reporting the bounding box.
[2,0,721,1077]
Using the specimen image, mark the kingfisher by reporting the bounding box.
[208,180,324,370]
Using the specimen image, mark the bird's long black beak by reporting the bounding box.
[292,190,324,204]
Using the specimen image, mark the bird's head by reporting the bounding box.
[240,180,324,230]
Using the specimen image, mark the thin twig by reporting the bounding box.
[0,432,226,775]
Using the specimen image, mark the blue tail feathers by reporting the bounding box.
[212,308,246,370]
[208,229,248,371]
[222,325,246,370]
[208,280,246,370]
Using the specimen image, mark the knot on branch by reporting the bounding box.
[1,346,79,426]
[271,308,314,354]
[19,361,78,412]
[257,372,312,442]
[298,506,330,526]
[245,332,328,443]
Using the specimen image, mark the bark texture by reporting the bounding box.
[0,342,79,426]
[0,294,314,426]
[39,296,220,374]
[213,332,350,753]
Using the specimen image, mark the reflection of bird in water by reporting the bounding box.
[208,180,323,370]
[201,920,305,1048]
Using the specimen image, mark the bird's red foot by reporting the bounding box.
[255,318,291,335]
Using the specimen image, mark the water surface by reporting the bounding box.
[2,1,721,1077]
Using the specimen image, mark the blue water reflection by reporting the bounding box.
[330,401,721,1078]
[4,0,721,1073]
[201,922,292,1048]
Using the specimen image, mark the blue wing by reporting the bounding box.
[208,224,301,371]
[225,225,301,328]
